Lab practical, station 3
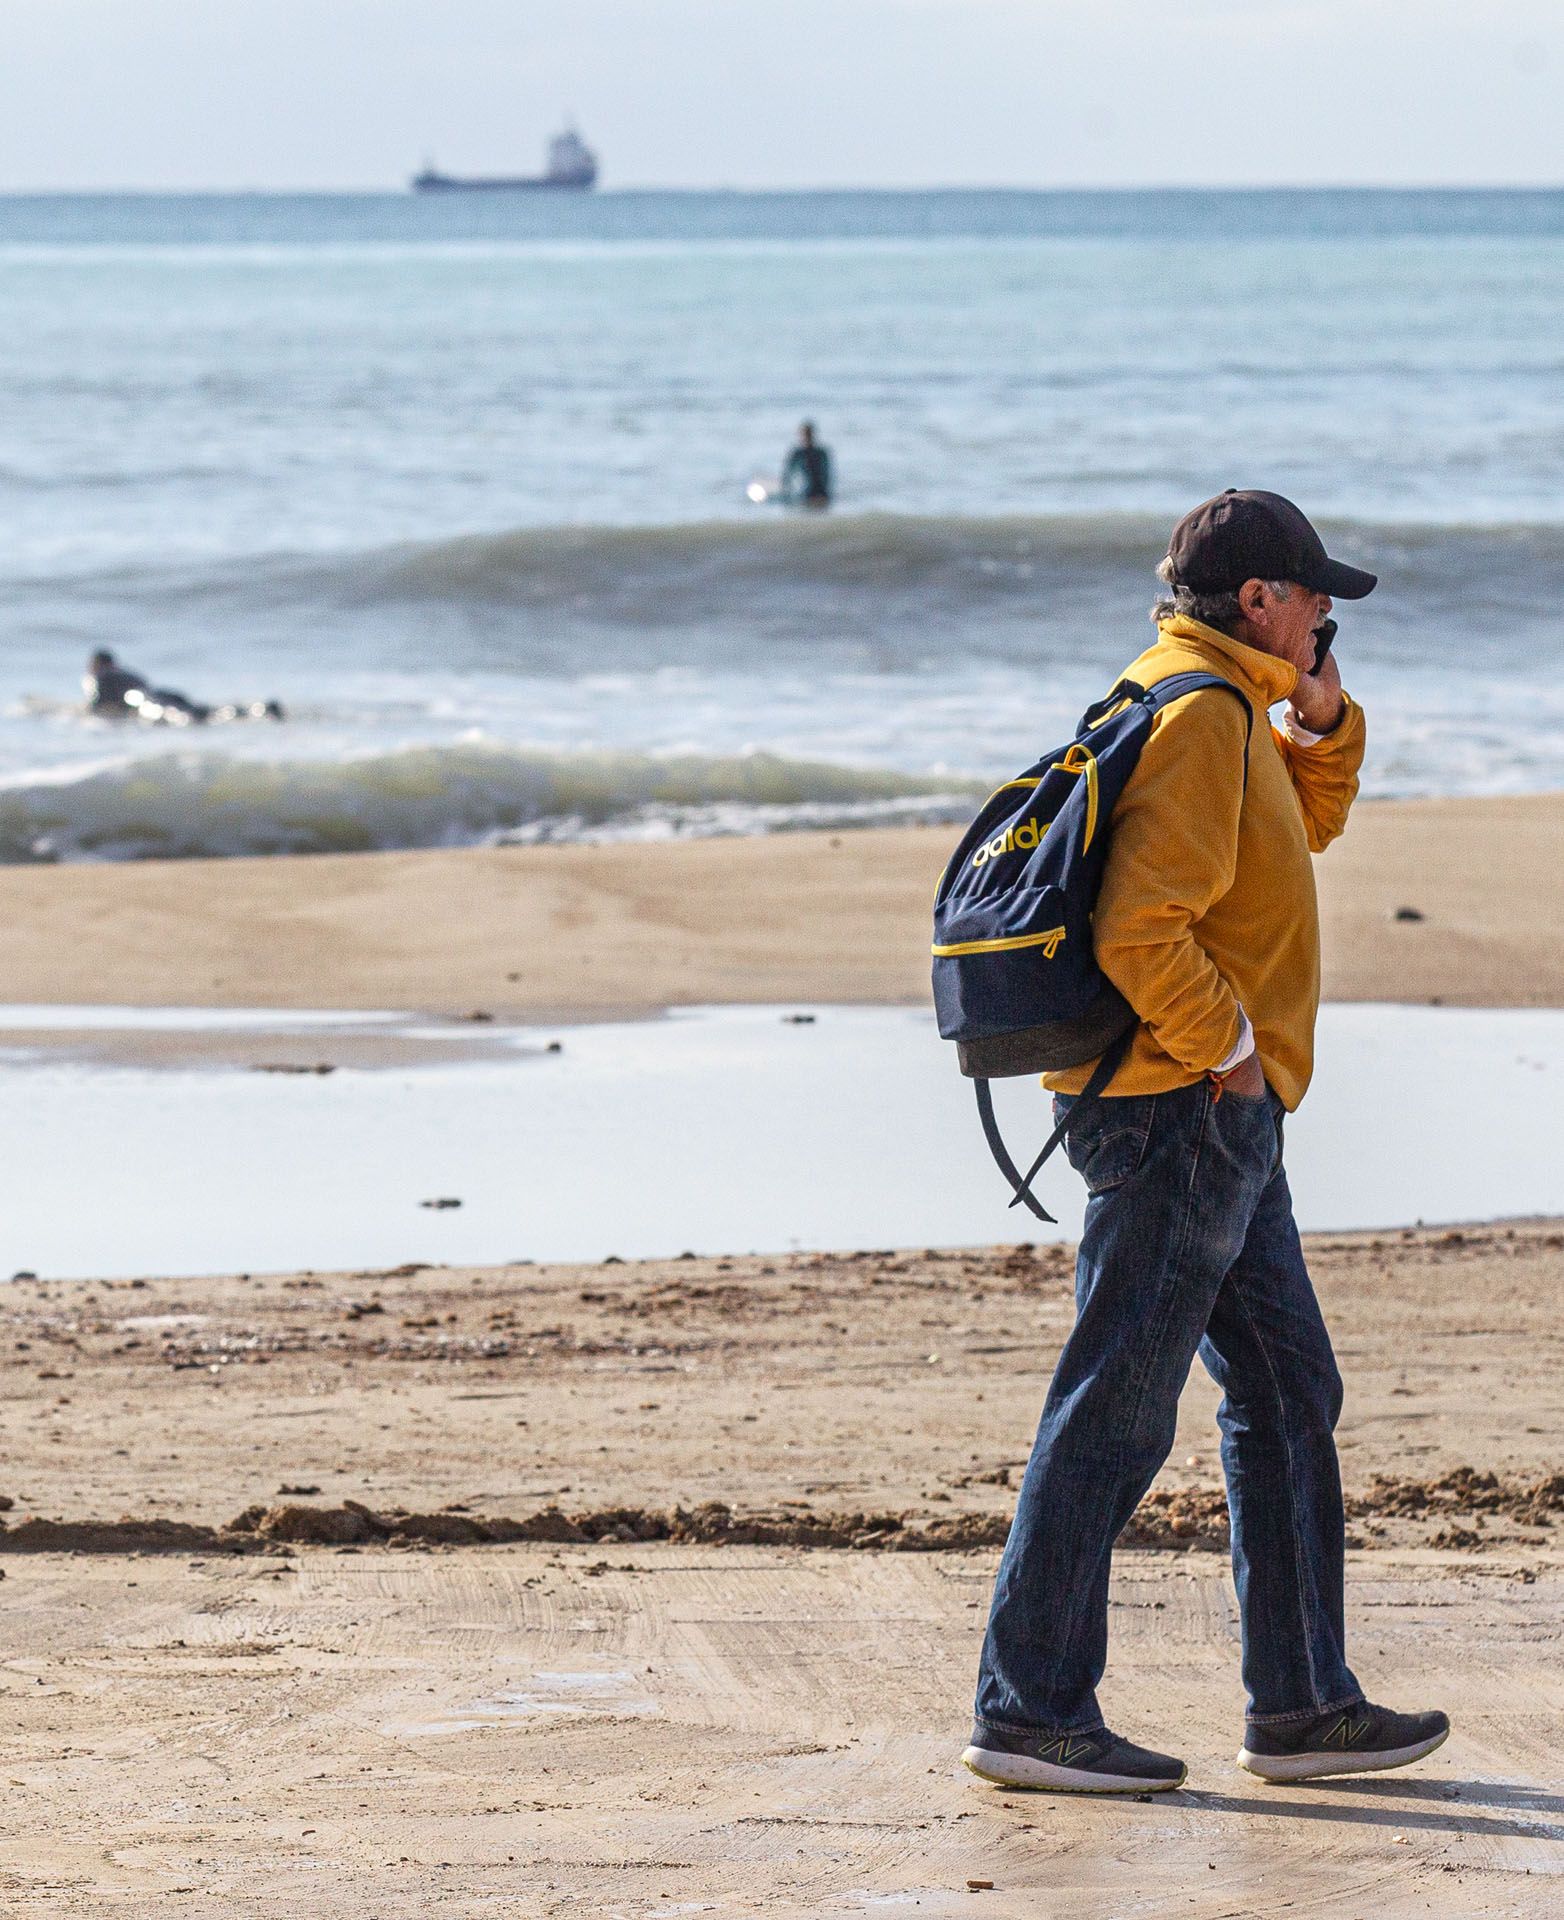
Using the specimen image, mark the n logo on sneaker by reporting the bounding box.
[1323,1714,1371,1749]
[1036,1735,1094,1766]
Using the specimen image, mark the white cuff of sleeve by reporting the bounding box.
[1283,709,1326,746]
[1214,1011,1256,1075]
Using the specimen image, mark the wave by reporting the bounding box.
[40,507,1564,628]
[0,741,981,865]
[362,511,1176,610]
[14,513,1562,699]
[342,514,1564,625]
[40,511,1167,627]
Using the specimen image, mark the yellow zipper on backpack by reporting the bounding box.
[931,925,1067,959]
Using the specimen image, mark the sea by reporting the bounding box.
[3,187,1563,865]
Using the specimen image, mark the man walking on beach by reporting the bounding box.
[964,490,1449,1794]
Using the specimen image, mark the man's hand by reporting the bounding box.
[1219,1050,1267,1099]
[1289,647,1345,736]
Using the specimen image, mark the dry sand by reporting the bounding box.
[3,1224,1561,1915]
[0,791,1559,1016]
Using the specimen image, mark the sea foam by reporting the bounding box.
[0,741,979,864]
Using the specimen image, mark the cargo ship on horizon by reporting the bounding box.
[412,126,598,194]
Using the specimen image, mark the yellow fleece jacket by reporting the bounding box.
[1045,613,1365,1113]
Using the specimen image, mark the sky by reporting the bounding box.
[2,0,1562,192]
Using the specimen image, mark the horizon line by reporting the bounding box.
[4,180,1564,199]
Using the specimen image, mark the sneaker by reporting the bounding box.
[963,1722,1186,1795]
[1238,1702,1450,1782]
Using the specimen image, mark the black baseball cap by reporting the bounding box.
[1165,489,1377,600]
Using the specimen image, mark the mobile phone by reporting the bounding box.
[1310,618,1337,674]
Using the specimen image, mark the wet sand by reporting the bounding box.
[3,1224,1561,1915]
[0,791,1560,1017]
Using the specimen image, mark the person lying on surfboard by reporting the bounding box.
[84,649,284,726]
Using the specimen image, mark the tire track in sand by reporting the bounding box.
[0,1546,1559,1916]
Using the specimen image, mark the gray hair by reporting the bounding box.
[1151,557,1291,634]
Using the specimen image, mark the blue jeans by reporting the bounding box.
[974,1077,1362,1735]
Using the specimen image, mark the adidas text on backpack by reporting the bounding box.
[932,673,1252,1221]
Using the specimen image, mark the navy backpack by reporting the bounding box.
[932,673,1252,1221]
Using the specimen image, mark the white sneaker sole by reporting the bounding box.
[1236,1725,1449,1782]
[963,1745,1186,1795]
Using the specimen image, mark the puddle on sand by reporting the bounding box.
[10,1001,1564,1279]
[393,1667,658,1736]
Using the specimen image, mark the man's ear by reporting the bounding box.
[1236,578,1268,624]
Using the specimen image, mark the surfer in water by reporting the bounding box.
[780,420,833,508]
[84,650,283,726]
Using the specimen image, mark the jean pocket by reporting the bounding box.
[1059,1094,1154,1196]
[1212,1081,1283,1176]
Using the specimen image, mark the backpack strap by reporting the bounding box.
[973,1078,1056,1223]
[1078,672,1254,792]
[1077,678,1150,731]
[1144,671,1255,794]
[971,1022,1136,1224]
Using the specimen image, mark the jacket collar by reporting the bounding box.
[1155,612,1298,710]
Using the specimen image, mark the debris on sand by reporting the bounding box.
[1117,1488,1231,1550]
[1349,1465,1564,1530]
